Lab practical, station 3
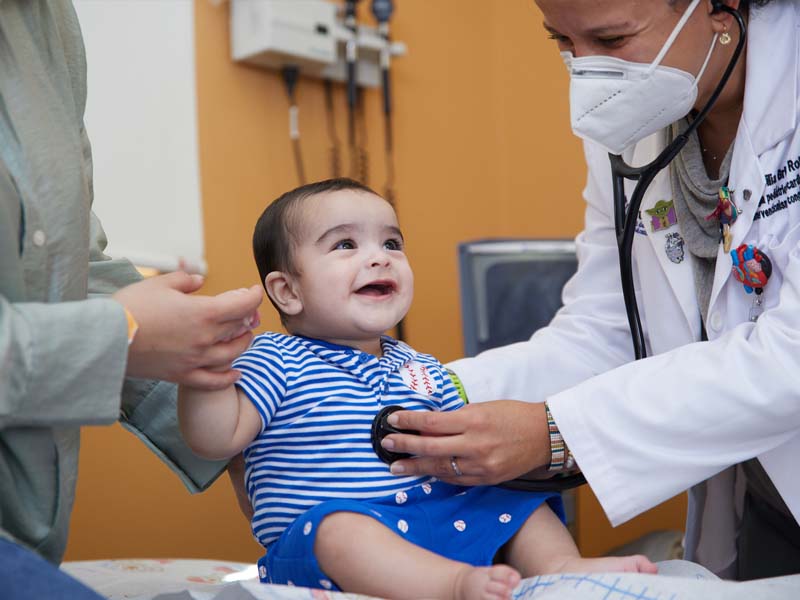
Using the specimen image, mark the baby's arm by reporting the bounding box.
[178,383,261,460]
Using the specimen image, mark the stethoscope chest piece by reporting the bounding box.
[371,405,416,464]
[370,405,588,491]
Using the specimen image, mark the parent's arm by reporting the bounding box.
[83,122,262,490]
[87,216,263,490]
[0,155,129,428]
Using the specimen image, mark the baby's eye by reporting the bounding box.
[334,239,356,250]
[384,238,403,251]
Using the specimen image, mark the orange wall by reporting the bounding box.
[65,0,684,563]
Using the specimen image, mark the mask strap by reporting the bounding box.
[693,32,719,87]
[648,0,702,73]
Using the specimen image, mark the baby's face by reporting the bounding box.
[288,189,413,346]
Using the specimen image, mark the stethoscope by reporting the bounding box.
[371,404,588,491]
[614,1,746,360]
[370,3,747,492]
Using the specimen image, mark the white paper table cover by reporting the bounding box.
[61,558,800,600]
[61,559,378,600]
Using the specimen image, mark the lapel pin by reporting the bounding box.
[730,243,772,322]
[706,187,739,253]
[665,232,685,264]
[646,199,678,233]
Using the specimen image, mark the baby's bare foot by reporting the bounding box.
[559,554,658,575]
[453,564,521,600]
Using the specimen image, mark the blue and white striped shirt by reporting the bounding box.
[233,333,465,548]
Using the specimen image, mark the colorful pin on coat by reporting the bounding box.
[706,187,739,253]
[646,200,678,232]
[730,244,771,294]
[730,243,772,322]
[665,232,685,264]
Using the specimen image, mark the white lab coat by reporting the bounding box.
[450,1,800,576]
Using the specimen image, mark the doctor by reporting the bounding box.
[382,0,800,580]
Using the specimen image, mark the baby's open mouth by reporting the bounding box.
[356,281,396,296]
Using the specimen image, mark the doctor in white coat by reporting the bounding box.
[381,0,800,580]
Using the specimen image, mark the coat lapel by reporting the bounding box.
[707,134,766,311]
[631,134,700,336]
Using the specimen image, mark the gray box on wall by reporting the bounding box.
[458,239,578,357]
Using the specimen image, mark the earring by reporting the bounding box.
[719,29,732,45]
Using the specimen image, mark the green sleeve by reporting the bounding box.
[0,295,129,428]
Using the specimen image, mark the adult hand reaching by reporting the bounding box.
[113,272,263,390]
[380,400,552,486]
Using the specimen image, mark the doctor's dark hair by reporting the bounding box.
[252,177,380,314]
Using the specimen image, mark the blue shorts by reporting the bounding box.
[259,480,563,591]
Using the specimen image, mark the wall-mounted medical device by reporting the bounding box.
[231,2,405,345]
[230,0,406,88]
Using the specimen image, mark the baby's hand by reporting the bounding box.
[217,288,262,342]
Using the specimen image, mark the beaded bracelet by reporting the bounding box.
[545,401,576,472]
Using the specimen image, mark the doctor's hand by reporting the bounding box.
[381,400,551,486]
[113,272,263,390]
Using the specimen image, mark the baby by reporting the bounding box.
[178,178,656,600]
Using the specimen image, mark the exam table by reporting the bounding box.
[62,558,800,599]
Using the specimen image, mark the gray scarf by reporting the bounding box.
[668,117,733,324]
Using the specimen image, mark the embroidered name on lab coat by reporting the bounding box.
[754,153,800,221]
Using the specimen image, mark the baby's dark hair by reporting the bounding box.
[253,178,380,316]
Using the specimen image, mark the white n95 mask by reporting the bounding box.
[564,0,717,155]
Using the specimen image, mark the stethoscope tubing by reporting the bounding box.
[611,4,747,360]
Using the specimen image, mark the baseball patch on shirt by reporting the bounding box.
[400,361,437,398]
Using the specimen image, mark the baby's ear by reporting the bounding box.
[264,272,303,316]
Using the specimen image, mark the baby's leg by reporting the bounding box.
[315,511,520,600]
[504,503,658,576]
